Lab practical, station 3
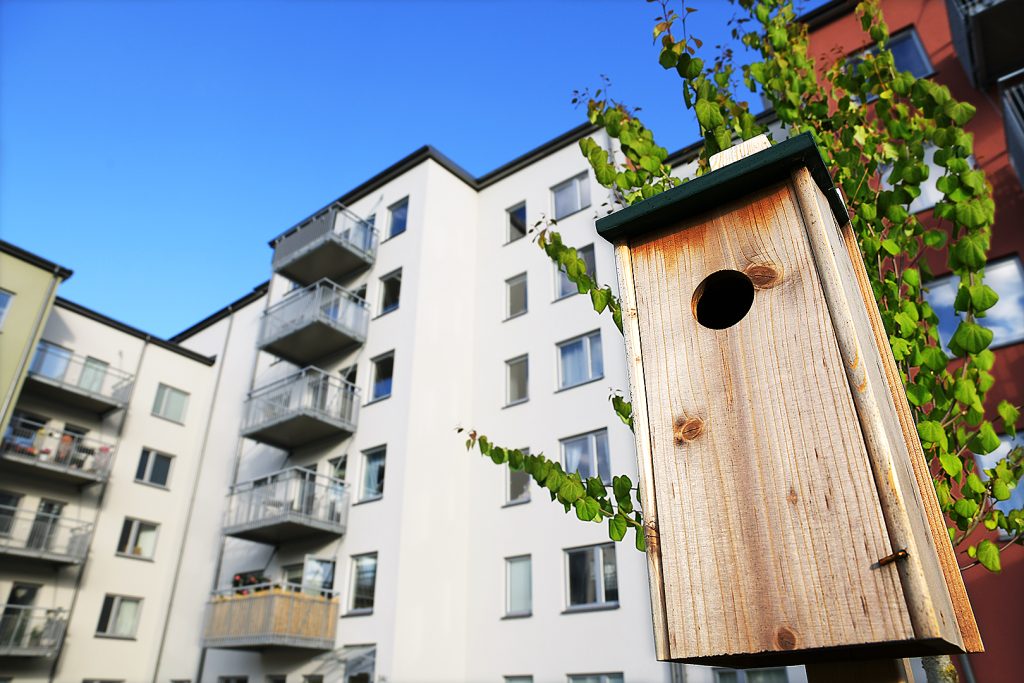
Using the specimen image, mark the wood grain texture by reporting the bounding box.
[792,168,965,651]
[614,240,670,659]
[833,198,983,652]
[709,135,773,171]
[628,181,914,661]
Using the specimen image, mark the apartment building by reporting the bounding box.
[2,1,1023,682]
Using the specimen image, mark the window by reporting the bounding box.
[218,679,248,683]
[78,357,109,394]
[379,269,402,315]
[505,355,528,405]
[565,544,618,609]
[850,29,933,99]
[96,595,141,637]
[30,341,72,380]
[135,449,173,487]
[152,383,189,423]
[330,454,348,481]
[304,678,323,683]
[265,677,285,683]
[369,353,394,401]
[925,257,1024,352]
[975,432,1024,537]
[713,669,788,683]
[0,289,12,330]
[387,197,409,239]
[505,678,534,683]
[116,518,158,559]
[506,202,527,243]
[350,553,378,612]
[562,429,612,484]
[568,674,623,683]
[880,145,975,214]
[551,172,591,220]
[557,330,603,389]
[505,555,532,617]
[506,273,528,319]
[0,490,21,536]
[361,447,386,501]
[555,244,596,299]
[507,449,531,505]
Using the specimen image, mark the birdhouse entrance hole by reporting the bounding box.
[691,269,755,329]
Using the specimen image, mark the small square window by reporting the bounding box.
[505,356,528,406]
[506,202,527,243]
[135,449,173,488]
[379,269,402,315]
[350,553,378,612]
[507,449,531,505]
[555,244,596,300]
[561,429,611,484]
[557,330,603,389]
[505,555,532,617]
[387,197,409,239]
[0,289,13,330]
[551,172,591,220]
[567,675,624,683]
[370,353,394,402]
[153,383,189,423]
[96,595,141,637]
[116,518,158,559]
[505,678,533,683]
[506,273,528,319]
[565,544,618,609]
[361,447,386,501]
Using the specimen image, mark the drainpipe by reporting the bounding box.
[49,339,148,682]
[151,309,234,683]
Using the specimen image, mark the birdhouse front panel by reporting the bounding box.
[597,134,978,667]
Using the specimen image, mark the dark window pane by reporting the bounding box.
[381,273,401,314]
[508,470,530,503]
[602,546,618,603]
[135,451,150,481]
[97,595,114,632]
[568,548,597,606]
[389,199,408,238]
[372,356,394,400]
[117,520,133,553]
[353,555,377,609]
[150,454,171,486]
[507,203,527,242]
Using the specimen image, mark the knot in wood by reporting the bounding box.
[673,416,704,445]
[744,263,781,289]
[775,625,798,651]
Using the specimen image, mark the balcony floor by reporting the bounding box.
[259,320,364,366]
[275,238,373,286]
[224,512,345,544]
[241,412,354,450]
[0,545,84,566]
[203,635,335,651]
[0,645,60,658]
[23,375,125,414]
[1,452,107,485]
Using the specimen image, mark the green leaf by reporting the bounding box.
[969,421,1001,455]
[923,229,947,249]
[635,524,647,552]
[575,496,601,522]
[954,497,979,520]
[977,539,1001,572]
[993,479,1012,501]
[590,287,609,313]
[695,98,724,130]
[559,474,585,503]
[966,473,986,494]
[997,400,1020,436]
[917,420,948,450]
[613,475,632,501]
[950,321,993,355]
[953,379,978,406]
[586,476,606,499]
[609,513,628,542]
[952,234,987,267]
[945,100,976,126]
[968,284,999,313]
[939,452,963,478]
[905,383,932,407]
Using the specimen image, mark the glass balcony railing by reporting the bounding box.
[1,418,115,484]
[26,343,133,413]
[241,367,359,449]
[0,605,67,657]
[258,280,369,365]
[1003,72,1024,186]
[0,505,92,564]
[271,204,378,286]
[203,582,338,650]
[946,0,1024,88]
[224,468,349,543]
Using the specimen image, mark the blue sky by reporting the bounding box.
[1,0,822,337]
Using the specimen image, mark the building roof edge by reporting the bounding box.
[0,240,73,280]
[169,281,270,343]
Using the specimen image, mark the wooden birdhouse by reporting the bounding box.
[596,133,982,667]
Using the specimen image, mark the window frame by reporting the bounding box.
[505,272,528,320]
[563,543,619,612]
[378,268,402,317]
[152,383,189,424]
[925,255,1024,352]
[0,289,13,330]
[348,552,379,614]
[711,668,789,683]
[556,330,604,390]
[560,429,611,485]
[505,201,528,244]
[504,355,529,407]
[115,517,159,560]
[550,172,591,220]
[566,675,624,683]
[368,352,395,403]
[95,594,142,639]
[385,197,409,240]
[359,446,386,503]
[554,243,596,301]
[504,554,532,618]
[135,448,174,489]
[505,448,531,506]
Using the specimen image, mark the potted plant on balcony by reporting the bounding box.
[28,626,43,647]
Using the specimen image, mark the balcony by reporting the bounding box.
[224,468,349,544]
[1004,72,1024,185]
[0,506,92,565]
[203,582,338,651]
[946,0,1024,88]
[241,367,359,449]
[1,418,115,485]
[25,344,133,414]
[258,280,369,365]
[0,606,67,658]
[272,204,378,286]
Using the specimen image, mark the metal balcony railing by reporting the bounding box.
[258,280,369,364]
[0,505,92,564]
[224,468,349,543]
[1003,71,1024,186]
[271,204,378,286]
[203,582,338,650]
[0,605,67,657]
[946,0,1024,88]
[26,344,133,412]
[241,368,360,448]
[1,418,115,483]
